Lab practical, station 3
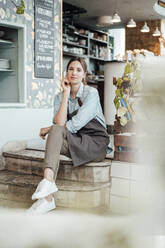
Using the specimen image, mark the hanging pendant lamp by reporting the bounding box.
[140,22,150,32]
[127,18,136,28]
[152,27,161,36]
[112,12,121,23]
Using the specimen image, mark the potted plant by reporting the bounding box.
[11,0,25,14]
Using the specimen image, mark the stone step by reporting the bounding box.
[3,149,111,183]
[0,170,111,210]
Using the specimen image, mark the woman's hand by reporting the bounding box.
[39,127,50,140]
[61,77,71,97]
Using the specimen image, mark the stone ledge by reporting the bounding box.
[0,170,111,192]
[3,149,112,183]
[4,157,111,183]
[0,170,111,209]
[3,149,112,167]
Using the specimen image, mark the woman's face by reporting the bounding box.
[67,61,86,85]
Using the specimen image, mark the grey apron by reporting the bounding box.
[66,98,109,167]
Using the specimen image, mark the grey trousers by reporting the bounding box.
[44,125,71,180]
[44,124,106,180]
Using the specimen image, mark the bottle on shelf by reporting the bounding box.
[104,46,112,61]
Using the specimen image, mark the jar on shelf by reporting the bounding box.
[79,39,86,46]
[104,46,111,60]
[89,32,94,38]
[63,45,68,52]
[102,34,107,42]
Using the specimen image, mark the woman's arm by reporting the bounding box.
[53,79,70,126]
[40,79,70,140]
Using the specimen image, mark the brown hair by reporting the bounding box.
[66,57,87,85]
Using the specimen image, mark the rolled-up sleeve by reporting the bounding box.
[66,88,99,133]
[52,93,61,124]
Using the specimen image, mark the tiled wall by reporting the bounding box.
[126,20,161,55]
[110,161,156,215]
[0,0,61,108]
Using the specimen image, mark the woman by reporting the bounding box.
[27,57,111,214]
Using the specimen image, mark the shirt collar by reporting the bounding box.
[69,82,84,100]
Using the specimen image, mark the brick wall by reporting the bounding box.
[126,20,161,55]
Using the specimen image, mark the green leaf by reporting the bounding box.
[116,101,120,110]
[115,88,123,98]
[115,89,121,97]
[113,96,120,110]
[114,96,118,105]
[16,7,24,14]
[16,1,25,14]
[21,0,25,8]
[124,63,133,75]
[116,78,123,87]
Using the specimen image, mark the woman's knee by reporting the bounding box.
[50,124,65,133]
[49,124,66,136]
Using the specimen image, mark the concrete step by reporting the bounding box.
[0,170,111,210]
[3,149,111,183]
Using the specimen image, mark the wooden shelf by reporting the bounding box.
[89,37,108,44]
[89,56,105,61]
[87,79,104,84]
[0,39,13,44]
[63,51,87,58]
[0,39,15,48]
[63,41,88,49]
[63,25,114,62]
[73,32,88,39]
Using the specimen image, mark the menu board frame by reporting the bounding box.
[34,0,55,78]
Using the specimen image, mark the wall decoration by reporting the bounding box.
[34,0,55,78]
[10,0,25,14]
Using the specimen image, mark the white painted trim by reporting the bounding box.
[0,103,26,108]
[18,24,27,105]
[0,20,26,29]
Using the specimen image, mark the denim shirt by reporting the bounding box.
[53,83,112,153]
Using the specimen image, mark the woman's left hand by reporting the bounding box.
[39,127,50,140]
[61,77,71,96]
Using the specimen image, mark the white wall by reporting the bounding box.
[0,108,53,148]
[108,28,125,60]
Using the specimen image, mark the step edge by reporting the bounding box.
[4,154,111,167]
[0,170,111,192]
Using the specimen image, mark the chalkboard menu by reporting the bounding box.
[34,0,54,78]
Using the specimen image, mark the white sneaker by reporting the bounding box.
[32,178,58,200]
[27,198,56,215]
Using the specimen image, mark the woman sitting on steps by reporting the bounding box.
[27,57,112,214]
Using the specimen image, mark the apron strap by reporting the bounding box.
[78,97,83,107]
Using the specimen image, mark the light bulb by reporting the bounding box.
[140,22,150,32]
[127,18,136,28]
[112,12,121,23]
[152,27,161,36]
